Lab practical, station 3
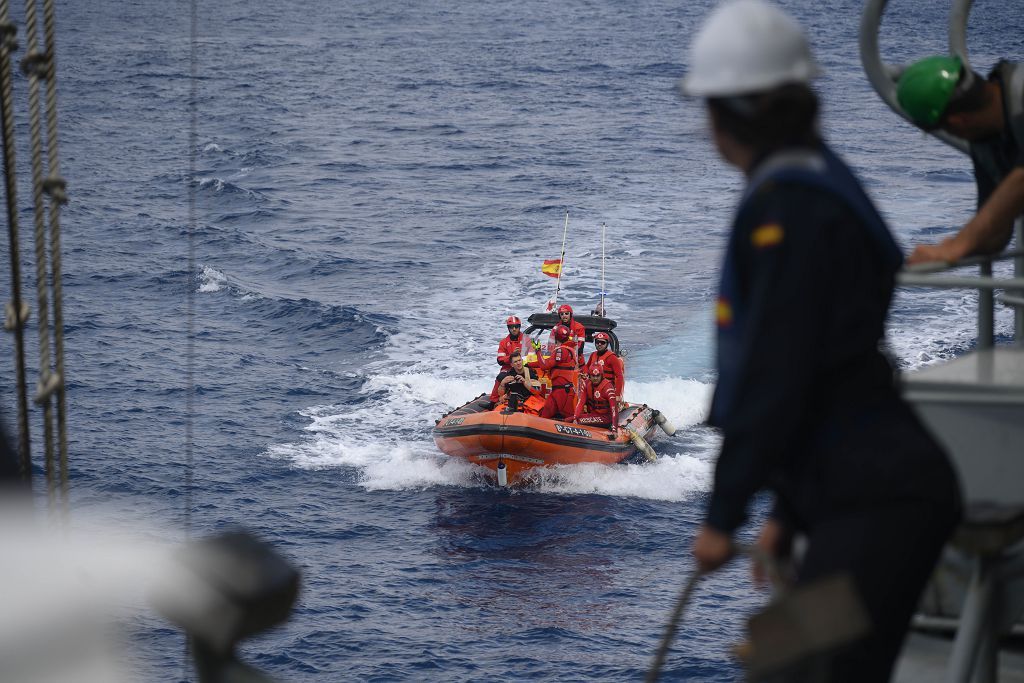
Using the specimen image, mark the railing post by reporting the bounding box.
[979,261,994,350]
[1015,217,1023,346]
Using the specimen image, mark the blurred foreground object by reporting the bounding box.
[739,574,871,681]
[153,531,301,682]
[0,507,299,683]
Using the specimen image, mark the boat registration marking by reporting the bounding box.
[475,454,545,465]
[444,417,465,426]
[555,424,591,438]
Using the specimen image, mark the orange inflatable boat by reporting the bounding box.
[433,312,677,484]
[433,393,668,484]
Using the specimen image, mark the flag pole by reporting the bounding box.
[600,222,606,316]
[551,209,569,309]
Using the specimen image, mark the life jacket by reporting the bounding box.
[548,343,578,388]
[970,61,1024,207]
[585,378,616,415]
[587,350,622,387]
[523,394,545,415]
[709,144,902,427]
[496,334,524,369]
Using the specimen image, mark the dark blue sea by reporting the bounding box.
[0,0,1020,680]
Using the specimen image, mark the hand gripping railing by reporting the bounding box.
[898,237,1024,349]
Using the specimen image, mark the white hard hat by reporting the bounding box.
[680,0,820,98]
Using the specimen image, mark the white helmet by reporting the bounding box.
[680,0,820,98]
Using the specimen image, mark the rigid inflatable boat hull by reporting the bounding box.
[433,395,660,483]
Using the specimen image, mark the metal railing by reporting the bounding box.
[897,221,1024,350]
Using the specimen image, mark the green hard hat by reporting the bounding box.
[896,56,964,127]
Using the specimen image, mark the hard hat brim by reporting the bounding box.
[678,63,821,98]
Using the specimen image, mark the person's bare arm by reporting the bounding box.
[909,166,1024,264]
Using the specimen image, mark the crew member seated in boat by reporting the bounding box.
[557,304,586,362]
[585,331,625,398]
[529,323,577,420]
[496,350,545,414]
[488,315,524,404]
[570,364,618,435]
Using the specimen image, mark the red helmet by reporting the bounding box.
[505,315,521,326]
[553,324,570,342]
[593,332,610,344]
[589,363,603,377]
[557,304,573,315]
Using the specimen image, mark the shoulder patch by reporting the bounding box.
[751,223,784,249]
[716,297,733,327]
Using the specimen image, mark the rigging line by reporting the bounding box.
[39,0,69,515]
[0,0,31,485]
[183,0,197,679]
[552,209,569,306]
[21,0,57,509]
[600,222,606,315]
[186,0,197,547]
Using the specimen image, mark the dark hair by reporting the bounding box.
[510,349,522,359]
[944,69,988,118]
[708,83,820,154]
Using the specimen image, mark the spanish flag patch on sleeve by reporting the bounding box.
[716,297,733,327]
[751,223,784,249]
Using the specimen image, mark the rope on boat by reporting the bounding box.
[0,1,33,486]
[21,0,69,515]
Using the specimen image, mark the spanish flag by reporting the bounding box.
[541,258,563,278]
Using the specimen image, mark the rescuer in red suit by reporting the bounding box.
[531,324,577,420]
[557,304,586,362]
[571,363,619,435]
[584,331,625,398]
[489,315,524,404]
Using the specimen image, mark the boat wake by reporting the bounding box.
[266,373,715,501]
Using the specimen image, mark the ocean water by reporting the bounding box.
[0,0,1020,680]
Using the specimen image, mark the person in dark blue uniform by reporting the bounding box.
[679,1,962,680]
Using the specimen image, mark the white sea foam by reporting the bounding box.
[626,377,712,428]
[886,261,1017,371]
[197,176,225,192]
[523,452,712,500]
[202,142,223,153]
[197,265,226,293]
